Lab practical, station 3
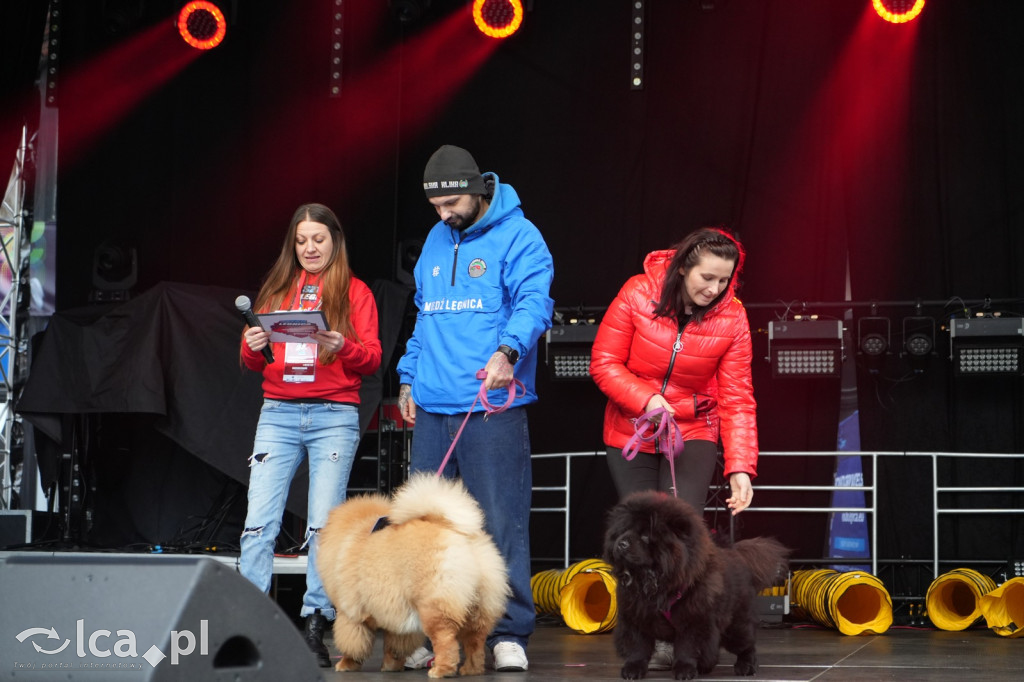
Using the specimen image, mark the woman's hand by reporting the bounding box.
[726,472,753,515]
[244,327,271,352]
[645,394,675,423]
[311,330,346,354]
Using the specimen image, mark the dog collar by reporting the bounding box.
[662,590,683,621]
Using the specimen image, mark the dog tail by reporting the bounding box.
[733,537,790,591]
[388,472,487,535]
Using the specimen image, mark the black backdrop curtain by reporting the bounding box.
[4,1,1022,563]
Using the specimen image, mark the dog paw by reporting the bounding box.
[734,659,757,676]
[427,662,459,678]
[335,656,362,672]
[671,661,698,680]
[697,656,719,675]
[621,660,649,680]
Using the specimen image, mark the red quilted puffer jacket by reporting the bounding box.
[589,249,758,478]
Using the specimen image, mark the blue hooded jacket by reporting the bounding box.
[397,173,554,413]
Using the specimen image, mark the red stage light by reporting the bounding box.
[177,1,227,50]
[472,0,524,39]
[872,0,925,24]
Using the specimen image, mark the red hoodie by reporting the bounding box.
[589,250,758,478]
[241,276,382,403]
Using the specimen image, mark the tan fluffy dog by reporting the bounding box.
[317,473,510,677]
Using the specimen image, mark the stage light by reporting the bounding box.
[768,319,844,379]
[90,244,137,303]
[901,316,935,373]
[177,1,227,50]
[857,316,889,374]
[472,0,524,39]
[872,0,926,24]
[858,317,890,357]
[631,0,645,90]
[546,323,598,381]
[949,316,1024,377]
[902,316,934,357]
[329,0,344,97]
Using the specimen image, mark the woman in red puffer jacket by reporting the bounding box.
[589,227,757,516]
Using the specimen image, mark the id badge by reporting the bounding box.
[283,342,317,383]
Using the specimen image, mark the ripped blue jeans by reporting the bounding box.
[239,399,360,619]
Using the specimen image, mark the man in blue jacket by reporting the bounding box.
[397,145,554,672]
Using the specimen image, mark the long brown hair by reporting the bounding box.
[254,203,356,364]
[653,226,746,325]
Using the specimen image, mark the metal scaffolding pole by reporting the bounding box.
[1,126,32,509]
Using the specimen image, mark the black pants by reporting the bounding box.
[605,439,719,511]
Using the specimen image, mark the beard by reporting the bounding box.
[443,195,483,231]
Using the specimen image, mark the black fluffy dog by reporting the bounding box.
[603,491,789,680]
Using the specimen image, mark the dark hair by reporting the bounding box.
[653,227,746,325]
[253,203,355,363]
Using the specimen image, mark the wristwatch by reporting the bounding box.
[497,344,519,365]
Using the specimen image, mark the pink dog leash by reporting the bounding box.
[435,369,526,477]
[622,407,686,497]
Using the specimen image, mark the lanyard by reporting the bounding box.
[289,270,322,311]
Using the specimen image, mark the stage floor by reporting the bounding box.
[323,620,1021,682]
[3,551,1017,680]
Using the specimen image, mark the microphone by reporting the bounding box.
[235,295,274,364]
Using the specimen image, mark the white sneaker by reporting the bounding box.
[492,641,528,672]
[648,640,674,671]
[404,645,434,670]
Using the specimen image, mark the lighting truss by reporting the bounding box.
[0,127,30,510]
[768,319,844,378]
[949,317,1024,377]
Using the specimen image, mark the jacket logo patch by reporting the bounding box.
[468,258,486,278]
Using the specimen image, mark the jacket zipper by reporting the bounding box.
[658,325,711,425]
[649,329,685,455]
[451,241,460,286]
[660,329,683,394]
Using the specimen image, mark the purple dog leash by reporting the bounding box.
[621,406,686,497]
[435,369,526,477]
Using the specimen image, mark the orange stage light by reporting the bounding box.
[872,0,925,24]
[472,0,524,39]
[177,1,227,50]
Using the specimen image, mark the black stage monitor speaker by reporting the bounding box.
[0,555,325,680]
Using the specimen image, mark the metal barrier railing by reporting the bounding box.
[530,450,1024,577]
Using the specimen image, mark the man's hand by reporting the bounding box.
[398,383,416,425]
[483,351,514,391]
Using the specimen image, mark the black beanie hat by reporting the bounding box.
[422,145,485,197]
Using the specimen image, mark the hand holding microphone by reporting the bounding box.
[235,295,275,364]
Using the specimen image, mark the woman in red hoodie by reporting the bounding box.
[590,227,757,516]
[239,203,381,668]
